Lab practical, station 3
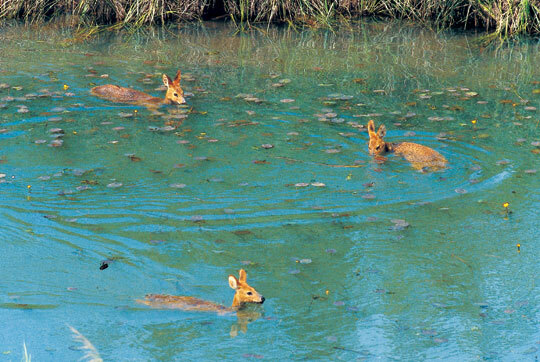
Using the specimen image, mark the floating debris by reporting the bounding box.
[107,182,122,188]
[72,169,86,176]
[261,144,274,149]
[169,183,186,188]
[391,219,409,230]
[191,215,204,222]
[49,128,64,134]
[49,139,63,147]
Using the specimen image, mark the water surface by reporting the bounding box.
[0,21,539,360]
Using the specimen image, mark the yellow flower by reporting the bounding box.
[471,119,477,125]
[503,202,509,208]
[63,84,69,90]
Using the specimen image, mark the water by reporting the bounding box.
[0,21,539,360]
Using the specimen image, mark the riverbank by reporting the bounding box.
[1,0,539,38]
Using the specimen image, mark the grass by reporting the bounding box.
[0,0,539,38]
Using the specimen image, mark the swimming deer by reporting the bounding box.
[367,120,447,170]
[91,70,186,106]
[137,269,265,314]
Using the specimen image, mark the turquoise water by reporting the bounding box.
[0,21,539,360]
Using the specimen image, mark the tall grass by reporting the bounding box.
[0,0,539,38]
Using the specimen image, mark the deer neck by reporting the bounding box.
[231,294,243,310]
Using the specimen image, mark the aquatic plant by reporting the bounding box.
[0,0,539,38]
[22,342,31,362]
[68,325,103,362]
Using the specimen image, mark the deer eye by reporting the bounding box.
[376,146,381,150]
[173,93,178,97]
[246,292,253,296]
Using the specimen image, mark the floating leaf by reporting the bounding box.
[169,183,186,188]
[49,139,63,147]
[234,230,252,235]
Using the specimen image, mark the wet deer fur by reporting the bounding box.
[367,120,447,170]
[91,70,185,106]
[137,269,264,314]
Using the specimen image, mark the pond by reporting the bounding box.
[0,21,539,360]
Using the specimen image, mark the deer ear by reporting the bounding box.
[229,275,239,290]
[162,74,172,88]
[238,269,247,283]
[367,120,376,134]
[377,124,386,138]
[173,70,181,84]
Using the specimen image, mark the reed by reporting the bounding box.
[0,0,539,38]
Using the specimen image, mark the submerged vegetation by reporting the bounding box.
[0,0,540,38]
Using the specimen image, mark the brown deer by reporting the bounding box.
[137,269,264,314]
[367,120,447,170]
[91,70,185,107]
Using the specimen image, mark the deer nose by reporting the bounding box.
[260,296,265,304]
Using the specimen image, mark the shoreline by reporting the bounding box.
[1,1,539,39]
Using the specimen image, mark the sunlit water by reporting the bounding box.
[0,21,539,360]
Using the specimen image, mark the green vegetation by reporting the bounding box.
[1,0,539,38]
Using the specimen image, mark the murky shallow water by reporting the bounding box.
[1,21,539,360]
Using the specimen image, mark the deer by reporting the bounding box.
[137,269,265,315]
[367,120,448,170]
[91,70,186,107]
